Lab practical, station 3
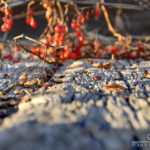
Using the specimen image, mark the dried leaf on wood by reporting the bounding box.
[104,83,125,93]
[98,62,113,69]
[23,79,37,87]
[85,58,113,69]
[19,71,28,84]
[143,70,150,79]
[37,79,44,87]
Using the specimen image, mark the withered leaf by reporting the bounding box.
[4,73,9,78]
[104,83,125,93]
[98,62,113,70]
[37,79,44,87]
[24,79,37,87]
[85,58,113,70]
[143,70,150,79]
[19,71,28,84]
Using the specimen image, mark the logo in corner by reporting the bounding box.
[146,133,150,141]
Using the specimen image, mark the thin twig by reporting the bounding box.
[27,0,35,12]
[14,34,65,49]
[1,83,23,95]
[59,0,148,10]
[56,0,64,23]
[2,0,147,11]
[40,21,51,39]
[13,34,63,64]
[1,0,8,13]
[101,0,124,41]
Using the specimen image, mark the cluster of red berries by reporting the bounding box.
[31,47,46,59]
[53,25,66,46]
[3,54,13,60]
[95,3,101,18]
[0,7,13,32]
[53,24,82,60]
[31,24,67,59]
[26,8,37,29]
[1,1,147,63]
[71,14,85,42]
[108,46,120,55]
[126,43,145,60]
[60,9,102,60]
[3,46,20,63]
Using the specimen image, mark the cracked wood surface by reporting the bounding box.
[0,59,150,150]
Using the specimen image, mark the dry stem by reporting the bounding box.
[27,0,35,12]
[13,34,63,64]
[101,0,124,41]
[56,1,64,23]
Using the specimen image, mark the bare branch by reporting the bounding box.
[3,0,148,11]
[13,34,63,65]
[59,0,148,11]
[101,0,124,41]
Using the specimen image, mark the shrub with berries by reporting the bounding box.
[0,7,13,32]
[0,0,149,64]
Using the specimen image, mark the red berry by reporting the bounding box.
[14,46,20,52]
[95,8,101,18]
[60,35,65,43]
[85,12,90,21]
[26,17,31,25]
[46,70,51,74]
[93,75,101,80]
[45,78,50,82]
[127,52,138,60]
[32,47,41,55]
[0,7,12,16]
[2,17,7,22]
[61,25,66,32]
[30,17,37,29]
[54,25,61,33]
[8,54,13,60]
[97,54,101,58]
[53,67,59,71]
[78,14,84,24]
[0,7,5,13]
[5,23,12,31]
[13,60,20,64]
[6,8,12,16]
[75,30,81,38]
[53,39,59,47]
[28,8,34,16]
[6,18,13,26]
[75,22,80,28]
[1,24,6,32]
[40,52,46,59]
[45,83,51,88]
[4,54,13,60]
[71,21,76,30]
[63,47,71,59]
[71,20,80,30]
[71,52,80,59]
[108,46,120,55]
[78,34,85,42]
[49,35,54,44]
[137,43,144,51]
[60,55,65,60]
